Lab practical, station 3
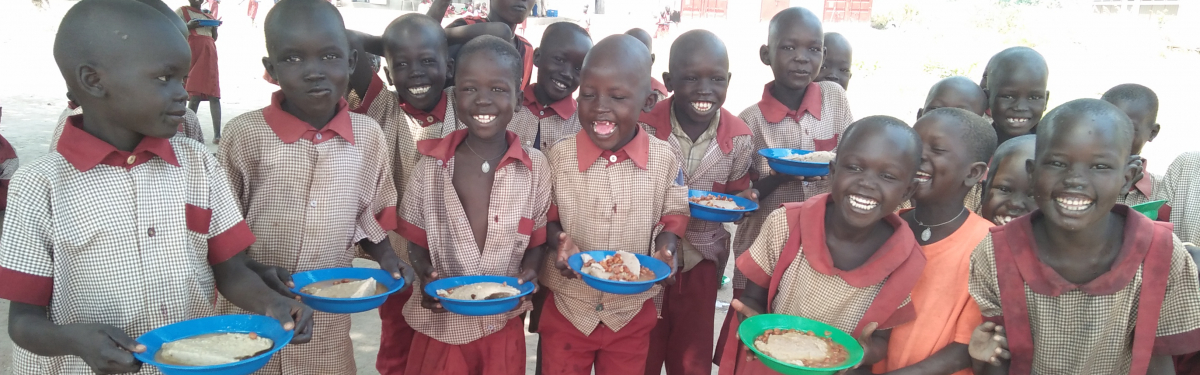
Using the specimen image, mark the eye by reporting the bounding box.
[841,68,852,73]
[713,76,726,82]
[999,95,1015,100]
[422,59,435,65]
[323,53,339,60]
[932,147,947,153]
[285,56,301,63]
[612,96,626,100]
[686,76,697,82]
[492,87,506,92]
[1029,95,1045,101]
[157,75,170,82]
[580,93,595,99]
[846,164,863,172]
[996,185,1013,194]
[1093,164,1112,170]
[462,87,476,92]
[1048,160,1066,168]
[555,57,565,63]
[809,47,821,52]
[781,46,795,51]
[819,66,828,71]
[881,173,898,181]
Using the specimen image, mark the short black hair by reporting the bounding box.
[263,0,347,53]
[668,29,727,72]
[457,35,523,87]
[54,0,181,88]
[383,13,448,52]
[840,115,923,168]
[768,7,822,44]
[985,47,1048,92]
[542,22,590,47]
[925,107,997,164]
[823,32,851,52]
[1036,98,1134,157]
[625,28,653,52]
[984,134,1036,190]
[1101,83,1159,121]
[925,76,988,112]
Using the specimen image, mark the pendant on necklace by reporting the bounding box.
[481,161,491,173]
[921,227,932,241]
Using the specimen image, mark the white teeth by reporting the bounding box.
[995,215,1014,225]
[473,114,496,124]
[848,195,879,211]
[691,101,713,112]
[916,171,932,182]
[408,85,431,95]
[1006,118,1029,124]
[553,80,567,89]
[1055,197,1093,211]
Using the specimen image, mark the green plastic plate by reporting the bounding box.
[1131,200,1168,221]
[737,314,864,375]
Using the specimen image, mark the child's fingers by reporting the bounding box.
[978,321,996,332]
[994,334,1008,349]
[105,328,146,353]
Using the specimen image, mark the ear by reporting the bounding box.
[445,56,456,82]
[759,44,771,66]
[77,64,105,98]
[1025,157,1035,181]
[901,174,920,203]
[1149,123,1161,142]
[262,56,277,82]
[650,53,656,65]
[383,65,394,87]
[348,49,358,76]
[966,162,988,187]
[642,91,659,113]
[532,47,542,66]
[1044,90,1051,103]
[915,108,924,121]
[661,72,673,93]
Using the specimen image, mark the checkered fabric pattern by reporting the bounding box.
[399,134,551,345]
[969,234,1200,374]
[0,137,248,375]
[447,16,535,89]
[1155,151,1200,244]
[541,134,689,335]
[50,106,205,150]
[731,81,853,289]
[215,107,396,375]
[509,103,580,152]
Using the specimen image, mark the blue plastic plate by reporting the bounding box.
[290,268,406,314]
[759,148,832,177]
[688,189,759,222]
[135,314,293,375]
[424,275,535,316]
[196,19,222,27]
[567,251,672,295]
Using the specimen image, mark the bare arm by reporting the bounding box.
[9,303,145,374]
[883,343,970,375]
[213,252,314,343]
[426,0,452,23]
[445,22,513,45]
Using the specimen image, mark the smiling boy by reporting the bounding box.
[509,22,592,150]
[984,46,1049,145]
[980,135,1037,226]
[815,32,852,90]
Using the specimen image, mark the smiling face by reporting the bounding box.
[577,36,654,151]
[828,121,921,230]
[982,144,1036,226]
[455,50,520,141]
[988,64,1049,139]
[264,13,354,126]
[1029,114,1135,231]
[384,23,449,112]
[665,37,730,127]
[490,0,531,25]
[911,115,977,204]
[534,28,591,104]
[761,18,823,92]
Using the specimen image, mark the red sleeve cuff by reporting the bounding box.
[375,206,399,232]
[736,251,771,288]
[725,175,752,194]
[208,220,254,265]
[547,204,559,223]
[0,267,54,306]
[529,226,547,249]
[1155,328,1200,355]
[397,219,429,250]
[1157,204,1172,223]
[659,214,688,238]
[879,301,917,330]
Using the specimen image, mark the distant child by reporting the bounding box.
[216,1,412,373]
[968,99,1200,375]
[510,21,592,150]
[625,28,669,102]
[983,46,1049,145]
[346,30,385,114]
[539,35,689,375]
[876,108,997,375]
[178,0,223,143]
[1102,83,1163,208]
[637,30,754,375]
[0,105,14,231]
[398,35,549,375]
[1156,152,1200,247]
[717,116,927,375]
[918,76,988,119]
[979,135,1036,226]
[445,0,536,88]
[0,2,312,373]
[815,32,852,90]
[717,7,854,362]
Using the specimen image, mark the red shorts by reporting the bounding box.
[405,316,526,375]
[538,291,657,375]
[645,260,719,375]
[376,289,415,375]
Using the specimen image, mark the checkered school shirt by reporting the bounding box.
[1154,151,1200,244]
[509,84,581,151]
[541,128,689,335]
[731,81,853,289]
[0,117,253,375]
[397,130,551,345]
[215,92,397,375]
[0,134,19,212]
[51,105,205,150]
[1119,160,1159,207]
[969,213,1200,374]
[447,16,535,89]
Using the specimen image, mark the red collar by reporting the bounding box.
[262,91,355,145]
[1132,158,1153,196]
[350,74,386,115]
[650,78,668,96]
[398,91,449,127]
[574,126,650,172]
[638,97,752,154]
[798,193,920,287]
[1001,205,1159,296]
[57,115,179,172]
[757,82,823,123]
[416,129,532,172]
[522,83,577,120]
[0,134,17,161]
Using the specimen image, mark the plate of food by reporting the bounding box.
[567,250,671,295]
[134,314,293,375]
[196,19,223,27]
[289,268,406,314]
[758,148,835,177]
[737,314,864,375]
[1131,199,1167,221]
[688,190,759,222]
[423,275,536,316]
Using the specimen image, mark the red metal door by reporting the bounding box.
[682,0,728,18]
[823,0,872,22]
[760,0,788,22]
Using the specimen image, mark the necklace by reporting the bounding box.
[914,206,967,241]
[464,140,505,173]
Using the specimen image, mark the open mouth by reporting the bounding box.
[848,194,879,212]
[691,101,714,113]
[593,121,616,138]
[1005,117,1031,127]
[1055,195,1093,212]
[993,215,1015,226]
[915,171,933,184]
[473,114,496,124]
[789,70,811,79]
[408,85,431,96]
[551,79,569,91]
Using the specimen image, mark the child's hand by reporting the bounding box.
[262,296,314,344]
[969,322,1010,366]
[247,260,298,299]
[416,265,446,312]
[731,299,762,362]
[554,233,582,279]
[186,19,200,28]
[734,189,760,223]
[768,169,828,182]
[63,323,145,374]
[420,289,447,313]
[843,322,879,374]
[653,238,677,286]
[515,266,539,306]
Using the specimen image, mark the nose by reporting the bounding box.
[303,64,325,82]
[170,79,189,103]
[1063,166,1087,189]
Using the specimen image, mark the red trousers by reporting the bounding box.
[712,288,742,366]
[645,260,718,375]
[538,291,657,375]
[377,289,415,375]
[405,317,526,375]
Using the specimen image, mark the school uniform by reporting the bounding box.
[968,206,1200,374]
[539,127,689,375]
[348,74,386,115]
[176,6,220,99]
[397,129,550,375]
[1155,151,1200,245]
[716,194,925,375]
[51,104,205,150]
[216,92,397,375]
[361,86,460,375]
[446,16,534,89]
[0,134,19,214]
[0,116,254,375]
[508,84,580,151]
[638,98,753,375]
[1120,159,1169,221]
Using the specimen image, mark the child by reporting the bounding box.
[979,135,1036,226]
[178,0,222,143]
[539,34,689,375]
[917,76,988,119]
[637,29,754,375]
[815,32,852,90]
[624,28,669,102]
[876,108,997,375]
[398,35,549,375]
[1156,151,1200,246]
[510,21,591,150]
[216,1,411,373]
[717,116,927,375]
[717,7,854,362]
[1102,83,1162,208]
[984,46,1049,145]
[0,105,14,231]
[0,2,312,373]
[968,99,1200,375]
[445,0,536,88]
[346,30,385,114]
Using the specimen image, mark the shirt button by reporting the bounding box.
[595,304,604,312]
[315,133,323,140]
[126,155,137,164]
[426,116,435,123]
[309,200,317,207]
[147,227,156,237]
[539,110,545,116]
[608,155,617,163]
